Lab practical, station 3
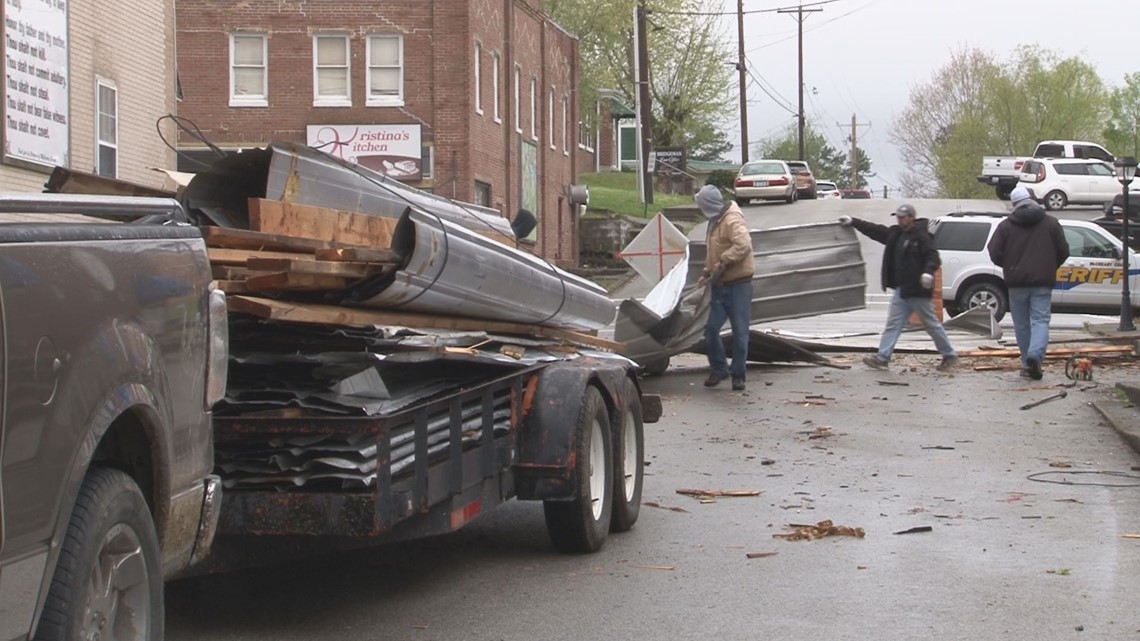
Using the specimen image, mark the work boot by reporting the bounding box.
[731,376,746,391]
[1027,357,1043,381]
[1019,369,1032,379]
[936,356,960,371]
[704,371,728,388]
[862,355,889,370]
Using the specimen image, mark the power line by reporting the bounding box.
[652,0,843,18]
[745,65,798,115]
[745,0,883,54]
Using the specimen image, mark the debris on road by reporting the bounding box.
[892,526,933,535]
[676,488,763,499]
[643,501,691,513]
[773,520,865,541]
[746,551,779,559]
[628,564,676,571]
[1020,390,1068,410]
[877,380,910,386]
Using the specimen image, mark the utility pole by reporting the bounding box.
[633,1,652,201]
[778,3,821,161]
[736,0,749,163]
[838,113,871,188]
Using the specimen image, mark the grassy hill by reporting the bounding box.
[581,171,694,218]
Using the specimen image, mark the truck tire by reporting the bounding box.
[609,377,644,533]
[996,184,1013,201]
[543,386,613,553]
[35,467,163,641]
[960,281,1007,323]
[639,356,670,377]
[1044,190,1067,211]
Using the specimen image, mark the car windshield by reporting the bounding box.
[741,162,785,175]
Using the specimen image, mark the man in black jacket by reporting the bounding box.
[840,204,958,371]
[986,186,1070,380]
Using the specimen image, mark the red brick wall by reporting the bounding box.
[176,0,582,265]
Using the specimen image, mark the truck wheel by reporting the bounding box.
[35,467,162,641]
[960,281,1007,323]
[610,377,644,533]
[996,184,1013,201]
[639,356,670,377]
[1044,190,1067,211]
[543,386,613,553]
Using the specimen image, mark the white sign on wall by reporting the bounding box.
[3,0,70,168]
[307,123,422,181]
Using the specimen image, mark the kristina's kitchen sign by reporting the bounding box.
[307,124,422,181]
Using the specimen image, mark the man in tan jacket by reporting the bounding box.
[695,184,755,390]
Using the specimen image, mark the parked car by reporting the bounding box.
[785,160,817,199]
[977,139,1115,200]
[816,180,842,199]
[839,188,872,199]
[733,160,796,205]
[930,211,1137,321]
[1017,158,1119,210]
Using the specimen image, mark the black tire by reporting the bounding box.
[943,302,960,318]
[35,467,163,641]
[609,377,644,533]
[804,189,818,200]
[639,356,670,377]
[960,281,1008,322]
[785,190,796,204]
[996,183,1013,201]
[543,386,613,553]
[1044,190,1067,211]
[734,197,749,207]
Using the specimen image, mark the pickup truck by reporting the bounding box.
[977,140,1115,200]
[0,194,228,641]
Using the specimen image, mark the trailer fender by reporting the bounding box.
[514,358,633,501]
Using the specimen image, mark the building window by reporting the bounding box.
[473,41,483,115]
[313,35,350,106]
[367,34,403,106]
[421,145,434,179]
[529,76,537,140]
[230,33,267,106]
[492,52,501,123]
[96,79,117,178]
[513,64,521,134]
[578,112,595,152]
[562,94,569,155]
[548,87,555,149]
[474,180,491,207]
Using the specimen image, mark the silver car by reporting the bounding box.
[733,160,796,205]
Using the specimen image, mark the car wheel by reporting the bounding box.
[785,189,795,204]
[805,189,818,200]
[543,386,613,553]
[960,281,1007,322]
[1044,190,1067,211]
[35,467,163,641]
[734,197,749,207]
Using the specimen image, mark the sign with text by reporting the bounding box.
[307,123,422,181]
[653,147,685,174]
[4,0,70,168]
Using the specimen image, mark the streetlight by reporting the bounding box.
[1114,156,1138,331]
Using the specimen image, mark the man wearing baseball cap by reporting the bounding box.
[839,204,959,371]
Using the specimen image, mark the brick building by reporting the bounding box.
[175,0,599,266]
[0,0,177,191]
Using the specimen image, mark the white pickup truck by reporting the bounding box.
[977,140,1115,200]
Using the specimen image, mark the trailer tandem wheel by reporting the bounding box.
[609,377,644,533]
[543,386,613,553]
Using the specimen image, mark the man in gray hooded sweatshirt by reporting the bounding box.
[987,186,1070,380]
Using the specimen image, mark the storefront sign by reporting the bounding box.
[307,123,422,181]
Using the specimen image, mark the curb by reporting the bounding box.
[1090,384,1140,456]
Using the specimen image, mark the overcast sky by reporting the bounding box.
[715,0,1138,196]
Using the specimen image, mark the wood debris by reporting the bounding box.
[642,501,690,514]
[746,551,779,559]
[773,519,865,541]
[675,488,763,499]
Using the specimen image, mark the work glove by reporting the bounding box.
[919,273,934,289]
[838,215,852,226]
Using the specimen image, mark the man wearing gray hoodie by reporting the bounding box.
[987,186,1070,380]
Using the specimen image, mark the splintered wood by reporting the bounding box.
[773,520,865,541]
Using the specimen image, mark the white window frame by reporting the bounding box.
[367,34,404,107]
[562,94,569,156]
[513,64,522,134]
[529,75,537,140]
[473,41,483,115]
[312,34,351,107]
[492,51,501,123]
[230,32,268,107]
[96,78,117,178]
[548,86,556,149]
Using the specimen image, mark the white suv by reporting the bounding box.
[930,212,1135,321]
[1017,158,1120,210]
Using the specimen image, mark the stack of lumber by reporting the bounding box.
[206,198,621,352]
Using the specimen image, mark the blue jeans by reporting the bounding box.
[705,280,753,379]
[1007,286,1052,369]
[876,290,956,362]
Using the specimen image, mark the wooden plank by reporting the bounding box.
[208,247,318,266]
[245,258,381,278]
[202,226,337,254]
[212,279,250,294]
[960,345,1134,358]
[249,198,398,247]
[212,266,276,281]
[226,295,624,351]
[244,272,349,292]
[314,246,400,264]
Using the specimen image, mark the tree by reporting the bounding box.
[756,122,846,181]
[837,145,872,190]
[1104,72,1140,157]
[541,0,736,163]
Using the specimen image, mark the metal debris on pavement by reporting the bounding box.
[746,551,779,559]
[892,526,933,535]
[772,520,865,541]
[675,488,763,499]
